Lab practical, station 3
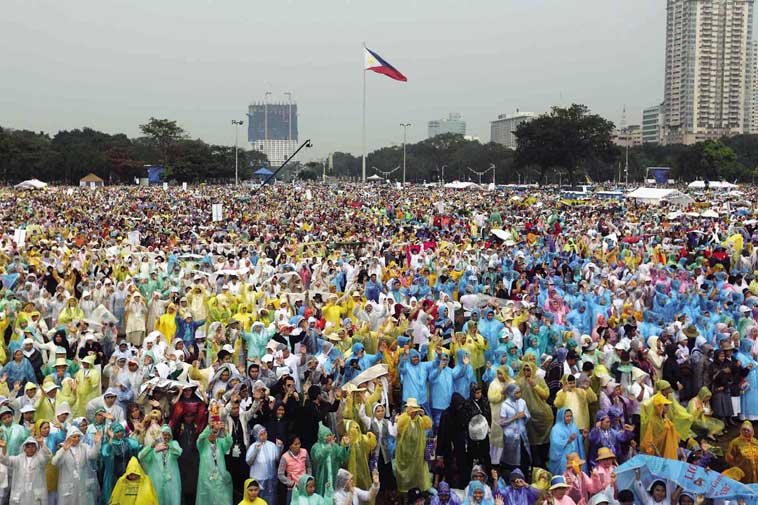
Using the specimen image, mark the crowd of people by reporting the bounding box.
[0,183,756,505]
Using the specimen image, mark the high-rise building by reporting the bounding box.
[247,100,299,166]
[427,113,466,138]
[247,102,298,142]
[490,110,536,150]
[662,0,754,144]
[642,104,664,144]
[751,40,758,133]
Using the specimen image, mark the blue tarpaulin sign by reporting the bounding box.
[146,166,164,184]
[615,455,756,500]
[649,167,670,184]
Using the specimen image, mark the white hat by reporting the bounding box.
[55,402,71,417]
[42,383,59,393]
[740,305,751,313]
[261,354,274,364]
[19,405,35,414]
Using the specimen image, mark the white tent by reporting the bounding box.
[626,187,694,206]
[687,180,738,190]
[444,181,482,190]
[366,174,384,181]
[14,179,47,190]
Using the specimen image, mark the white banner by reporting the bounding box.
[212,204,223,222]
[13,229,26,249]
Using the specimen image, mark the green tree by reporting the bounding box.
[330,152,361,178]
[0,127,56,183]
[138,117,186,170]
[298,168,318,181]
[166,139,212,182]
[514,104,617,185]
[672,140,739,181]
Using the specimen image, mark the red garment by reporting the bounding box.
[169,399,208,433]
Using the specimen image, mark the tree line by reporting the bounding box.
[318,104,758,185]
[0,118,268,184]
[3,107,758,185]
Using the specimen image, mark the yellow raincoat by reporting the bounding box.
[641,393,680,460]
[687,387,725,438]
[726,421,758,483]
[154,304,178,343]
[108,457,158,505]
[395,408,432,493]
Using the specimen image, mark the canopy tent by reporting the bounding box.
[366,174,384,181]
[14,179,47,190]
[687,180,739,189]
[626,187,694,206]
[79,172,105,187]
[253,167,273,176]
[443,181,483,190]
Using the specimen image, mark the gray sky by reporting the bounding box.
[2,0,669,161]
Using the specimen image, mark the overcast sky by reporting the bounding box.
[3,0,674,160]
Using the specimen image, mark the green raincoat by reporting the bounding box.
[290,474,332,505]
[101,422,142,505]
[195,426,233,505]
[310,423,348,496]
[138,425,183,505]
[0,421,29,456]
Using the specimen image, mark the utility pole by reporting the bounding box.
[231,120,244,185]
[284,92,292,141]
[440,164,447,185]
[400,123,411,185]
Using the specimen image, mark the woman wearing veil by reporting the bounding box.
[548,408,585,475]
[332,468,380,505]
[289,474,333,505]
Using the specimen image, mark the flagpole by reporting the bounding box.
[361,42,366,183]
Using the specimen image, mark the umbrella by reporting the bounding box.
[615,455,756,500]
[491,229,513,242]
[349,363,389,386]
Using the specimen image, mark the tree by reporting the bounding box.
[330,152,361,178]
[166,140,212,182]
[298,168,318,181]
[138,117,186,170]
[514,104,617,185]
[672,140,738,181]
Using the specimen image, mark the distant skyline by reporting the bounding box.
[3,0,747,162]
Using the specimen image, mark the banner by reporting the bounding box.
[127,231,140,246]
[212,204,223,222]
[13,228,26,248]
[615,455,755,500]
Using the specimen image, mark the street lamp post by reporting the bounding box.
[231,120,244,185]
[440,164,447,185]
[400,123,411,185]
[264,91,272,141]
[284,92,292,141]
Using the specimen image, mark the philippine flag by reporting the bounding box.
[364,47,407,82]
